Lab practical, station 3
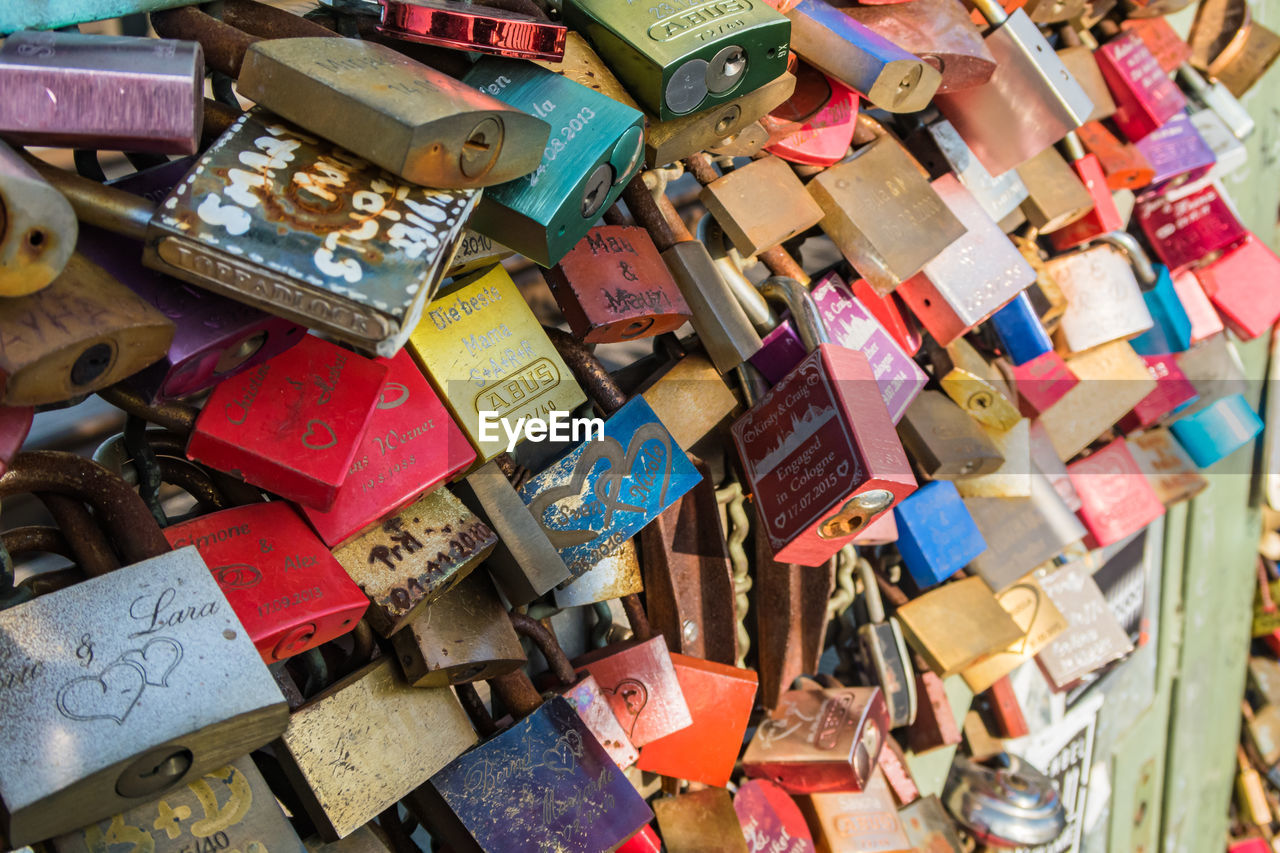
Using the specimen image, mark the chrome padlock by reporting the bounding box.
[908,116,1029,225]
[849,555,917,728]
[942,753,1066,848]
[0,139,77,297]
[377,0,568,60]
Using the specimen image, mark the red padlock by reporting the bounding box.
[1173,267,1226,343]
[1117,353,1198,432]
[1193,234,1280,341]
[1094,29,1187,142]
[572,633,694,748]
[1067,438,1166,547]
[849,277,922,357]
[762,63,859,167]
[1049,136,1124,251]
[1007,350,1079,416]
[1134,182,1247,271]
[1075,120,1155,191]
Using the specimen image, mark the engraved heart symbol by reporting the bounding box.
[527,423,674,550]
[57,660,146,724]
[1006,584,1042,656]
[120,637,184,687]
[300,419,337,450]
[541,729,585,775]
[602,678,649,739]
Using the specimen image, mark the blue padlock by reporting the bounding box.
[1169,393,1263,467]
[1130,265,1194,356]
[989,292,1053,365]
[894,480,987,588]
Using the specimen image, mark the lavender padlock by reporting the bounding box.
[748,272,927,423]
[1133,112,1216,193]
[75,158,305,402]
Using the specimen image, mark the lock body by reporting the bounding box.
[909,119,1028,225]
[1129,427,1208,504]
[1123,16,1193,71]
[1036,559,1134,690]
[989,292,1052,365]
[894,481,986,588]
[1132,112,1216,190]
[378,0,568,60]
[931,337,1021,431]
[1170,393,1264,467]
[1047,154,1123,250]
[1095,31,1188,142]
[702,156,827,256]
[1194,234,1280,340]
[463,60,646,266]
[1038,340,1156,461]
[1174,267,1226,343]
[960,573,1067,692]
[733,779,817,852]
[1067,438,1166,547]
[1056,46,1117,121]
[897,390,1005,480]
[559,671,639,769]
[1014,147,1094,234]
[895,575,1023,676]
[800,770,912,852]
[655,789,751,852]
[763,66,858,167]
[1130,266,1194,354]
[0,139,77,297]
[841,0,996,94]
[332,487,496,636]
[187,335,389,512]
[0,546,288,845]
[1046,244,1154,353]
[572,634,694,747]
[1007,350,1078,415]
[1134,181,1247,270]
[1119,353,1198,432]
[964,473,1085,591]
[165,503,369,662]
[1077,120,1155,190]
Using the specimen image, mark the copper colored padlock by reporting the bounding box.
[572,633,693,748]
[840,0,998,94]
[1094,29,1188,141]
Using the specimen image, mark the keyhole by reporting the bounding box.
[116,746,194,798]
[459,117,503,179]
[70,342,114,387]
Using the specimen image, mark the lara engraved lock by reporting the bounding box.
[52,756,304,853]
[798,769,913,852]
[274,657,478,841]
[1044,237,1154,354]
[743,685,890,792]
[960,572,1067,692]
[699,156,826,257]
[786,0,939,113]
[0,252,175,407]
[963,472,1085,591]
[1193,234,1280,341]
[931,0,1093,176]
[806,128,966,295]
[1132,113,1217,192]
[561,0,791,121]
[186,334,389,512]
[1188,0,1280,97]
[987,292,1053,365]
[164,502,369,662]
[377,0,568,60]
[1094,29,1188,142]
[390,570,525,686]
[928,336,1021,431]
[906,117,1028,225]
[895,574,1023,677]
[0,140,77,297]
[897,390,1005,480]
[840,0,997,94]
[762,64,858,167]
[1046,134,1122,250]
[1035,558,1134,690]
[300,349,475,546]
[845,556,916,728]
[942,753,1066,847]
[731,277,916,566]
[893,481,987,589]
[77,158,306,405]
[544,225,692,343]
[654,789,751,852]
[0,451,289,845]
[462,59,645,267]
[332,487,497,637]
[734,779,817,852]
[636,652,759,785]
[1133,180,1247,271]
[895,175,1036,346]
[1037,339,1156,461]
[0,30,202,154]
[648,72,798,167]
[1075,120,1155,191]
[153,3,549,188]
[33,115,479,356]
[406,263,587,464]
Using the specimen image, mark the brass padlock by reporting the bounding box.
[799,769,913,852]
[648,72,798,167]
[1014,145,1094,233]
[1057,29,1118,121]
[654,789,751,852]
[700,156,827,256]
[634,349,741,455]
[960,571,1067,692]
[0,140,77,297]
[895,575,1023,677]
[928,337,1022,431]
[531,32,641,108]
[897,390,1005,480]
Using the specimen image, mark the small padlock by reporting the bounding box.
[1134,180,1247,271]
[1094,29,1188,142]
[377,0,568,60]
[1076,119,1156,190]
[1013,145,1094,234]
[165,502,369,662]
[572,630,694,748]
[897,390,1005,480]
[1129,426,1208,504]
[1132,112,1217,192]
[1173,266,1226,343]
[952,417,1032,499]
[762,63,859,167]
[1187,0,1280,97]
[895,575,1023,677]
[186,334,388,511]
[963,472,1086,591]
[0,451,289,845]
[1178,62,1255,139]
[1169,393,1264,467]
[1193,234,1280,341]
[1006,349,1078,416]
[798,768,913,851]
[847,556,917,728]
[1037,340,1156,461]
[701,156,827,257]
[0,140,77,297]
[847,275,922,356]
[893,481,987,589]
[987,292,1053,365]
[1118,353,1199,432]
[841,0,997,94]
[907,117,1029,226]
[928,336,1021,431]
[960,572,1067,692]
[733,779,818,852]
[1047,134,1123,250]
[0,30,203,154]
[743,685,890,793]
[654,791,751,852]
[942,753,1066,847]
[1122,16,1194,72]
[1067,438,1166,547]
[1129,262,1195,356]
[1035,558,1134,689]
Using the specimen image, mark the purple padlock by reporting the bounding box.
[1133,112,1216,193]
[76,158,305,402]
[749,272,926,423]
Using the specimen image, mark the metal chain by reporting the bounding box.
[716,479,751,668]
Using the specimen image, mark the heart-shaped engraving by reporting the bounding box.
[527,423,674,550]
[120,637,184,687]
[1005,583,1041,656]
[541,729,585,775]
[57,660,146,724]
[301,419,337,450]
[601,678,649,739]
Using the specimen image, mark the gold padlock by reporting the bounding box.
[895,575,1023,677]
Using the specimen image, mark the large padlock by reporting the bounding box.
[1044,235,1155,354]
[1122,15,1194,71]
[895,574,1023,677]
[963,472,1085,591]
[700,156,827,257]
[152,3,548,188]
[1188,0,1280,97]
[377,0,568,60]
[655,789,751,852]
[1169,392,1263,467]
[942,754,1065,847]
[1193,234,1280,341]
[0,140,77,297]
[0,451,289,845]
[1067,438,1167,547]
[841,0,997,94]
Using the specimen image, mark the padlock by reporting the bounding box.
[186,334,388,511]
[896,175,1036,347]
[1128,426,1209,504]
[762,64,859,167]
[847,276,921,357]
[1047,135,1123,250]
[942,754,1065,847]
[0,451,289,845]
[530,31,639,106]
[1006,349,1078,416]
[847,556,917,727]
[731,277,916,566]
[743,685,890,793]
[1129,265,1195,357]
[1094,29,1188,142]
[1022,0,1086,23]
[895,575,1023,677]
[153,4,548,189]
[390,570,525,686]
[462,59,645,267]
[633,349,740,456]
[963,473,1086,591]
[655,789,751,852]
[377,0,568,60]
[0,252,175,407]
[897,390,1005,480]
[1044,240,1154,354]
[1,1,195,31]
[164,502,368,662]
[1134,180,1247,271]
[928,336,1021,431]
[1178,63,1255,139]
[0,140,77,297]
[51,756,304,853]
[906,117,1029,226]
[616,825,664,853]
[1132,112,1217,192]
[636,652,758,785]
[273,657,476,840]
[1189,105,1248,182]
[905,665,965,755]
[571,628,694,747]
[988,292,1053,366]
[951,417,1032,499]
[1117,353,1198,432]
[1122,16,1193,72]
[877,735,919,805]
[798,769,913,852]
[553,538,646,608]
[960,572,1067,692]
[893,481,987,588]
[786,0,940,113]
[734,779,818,852]
[562,0,790,121]
[649,71,799,167]
[0,30,202,154]
[1035,558,1134,690]
[1193,234,1280,341]
[841,0,997,94]
[1067,438,1166,547]
[807,131,966,295]
[1188,0,1280,97]
[1170,392,1263,467]
[898,794,965,852]
[1038,340,1156,461]
[35,113,479,356]
[1075,120,1156,190]
[1013,146,1094,234]
[700,157,827,256]
[1056,29,1117,121]
[406,264,587,464]
[447,229,517,280]
[932,0,1093,176]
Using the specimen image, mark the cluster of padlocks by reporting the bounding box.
[0,0,1275,849]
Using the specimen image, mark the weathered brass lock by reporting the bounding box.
[0,140,77,297]
[960,572,1067,692]
[897,390,1005,480]
[1037,339,1156,461]
[895,574,1023,677]
[377,0,568,60]
[929,336,1022,431]
[701,156,827,256]
[1013,145,1094,234]
[0,451,289,845]
[648,72,798,167]
[799,769,913,852]
[655,789,751,852]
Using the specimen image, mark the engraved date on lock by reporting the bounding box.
[256,587,324,617]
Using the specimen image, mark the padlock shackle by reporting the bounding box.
[37,493,121,577]
[151,5,262,78]
[543,327,627,415]
[697,215,778,334]
[1060,131,1086,163]
[855,555,887,623]
[622,172,692,252]
[3,526,74,563]
[508,612,578,686]
[489,669,544,719]
[93,435,232,515]
[222,0,347,40]
[1096,231,1158,285]
[23,156,153,242]
[759,277,830,351]
[97,384,199,435]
